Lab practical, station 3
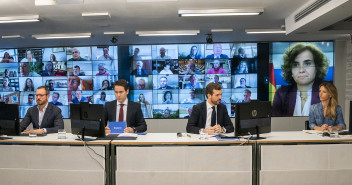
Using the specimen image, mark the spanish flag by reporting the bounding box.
[269,61,276,104]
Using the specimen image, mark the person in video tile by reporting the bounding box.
[23,78,34,91]
[19,62,40,77]
[68,48,87,61]
[186,45,201,59]
[131,61,148,75]
[182,61,202,75]
[185,75,203,89]
[206,59,227,74]
[1,52,15,63]
[272,43,329,116]
[20,49,37,62]
[73,65,85,76]
[50,92,63,106]
[159,76,173,89]
[181,89,202,104]
[0,76,14,91]
[237,89,251,103]
[98,47,113,60]
[234,61,248,74]
[71,90,88,103]
[206,44,228,59]
[236,78,251,88]
[162,91,173,104]
[156,47,171,60]
[96,63,111,75]
[42,61,55,76]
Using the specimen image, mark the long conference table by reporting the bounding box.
[1,131,352,185]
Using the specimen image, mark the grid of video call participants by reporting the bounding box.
[128,43,258,118]
[0,46,118,118]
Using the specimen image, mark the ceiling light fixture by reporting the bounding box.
[104,32,125,35]
[35,0,57,6]
[82,12,111,18]
[211,29,233,32]
[136,30,200,36]
[32,33,91,39]
[178,9,263,17]
[2,35,23,39]
[0,15,40,24]
[245,29,286,34]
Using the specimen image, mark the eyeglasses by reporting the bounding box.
[292,62,315,69]
[35,94,47,97]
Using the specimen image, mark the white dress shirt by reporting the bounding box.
[115,98,128,122]
[37,102,49,133]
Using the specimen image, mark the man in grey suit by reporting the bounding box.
[186,83,234,134]
[20,86,64,134]
[105,79,147,133]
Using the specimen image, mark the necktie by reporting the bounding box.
[211,106,216,126]
[119,104,124,122]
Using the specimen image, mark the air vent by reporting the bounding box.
[294,0,331,22]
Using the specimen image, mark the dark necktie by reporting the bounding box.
[119,104,124,122]
[211,106,216,126]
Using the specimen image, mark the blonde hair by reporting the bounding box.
[319,82,338,119]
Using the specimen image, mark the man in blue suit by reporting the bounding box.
[20,86,64,134]
[205,44,229,59]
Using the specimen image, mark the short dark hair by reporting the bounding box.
[28,94,34,97]
[74,65,80,69]
[113,79,129,91]
[53,92,60,98]
[206,82,222,96]
[37,86,50,95]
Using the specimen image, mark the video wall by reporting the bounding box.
[0,41,335,119]
[0,46,118,118]
[127,43,259,118]
[269,41,334,117]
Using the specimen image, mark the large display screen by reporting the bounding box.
[128,43,259,118]
[0,46,118,118]
[269,42,334,117]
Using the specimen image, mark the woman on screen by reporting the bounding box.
[1,52,15,63]
[162,91,173,104]
[23,78,34,91]
[3,69,10,77]
[136,93,152,118]
[99,80,111,90]
[186,45,201,59]
[159,63,173,74]
[50,54,57,62]
[0,76,14,91]
[42,61,55,76]
[272,43,329,116]
[234,61,248,74]
[95,91,107,105]
[309,82,345,131]
[20,49,37,62]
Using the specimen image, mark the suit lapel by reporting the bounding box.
[112,100,117,121]
[126,101,132,127]
[33,107,40,129]
[202,102,207,127]
[217,105,222,126]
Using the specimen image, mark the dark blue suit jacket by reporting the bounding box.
[205,54,229,59]
[186,101,234,134]
[20,103,64,133]
[104,100,147,132]
[131,69,148,75]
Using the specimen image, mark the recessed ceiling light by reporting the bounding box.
[32,33,91,39]
[245,29,286,34]
[0,15,40,24]
[179,9,264,17]
[211,29,233,32]
[136,30,200,36]
[35,0,57,6]
[82,12,111,18]
[104,32,125,35]
[2,35,23,39]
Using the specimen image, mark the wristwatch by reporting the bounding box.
[132,127,137,133]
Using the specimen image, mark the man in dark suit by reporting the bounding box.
[158,76,173,89]
[186,83,234,134]
[105,79,147,133]
[20,86,64,134]
[131,60,148,75]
